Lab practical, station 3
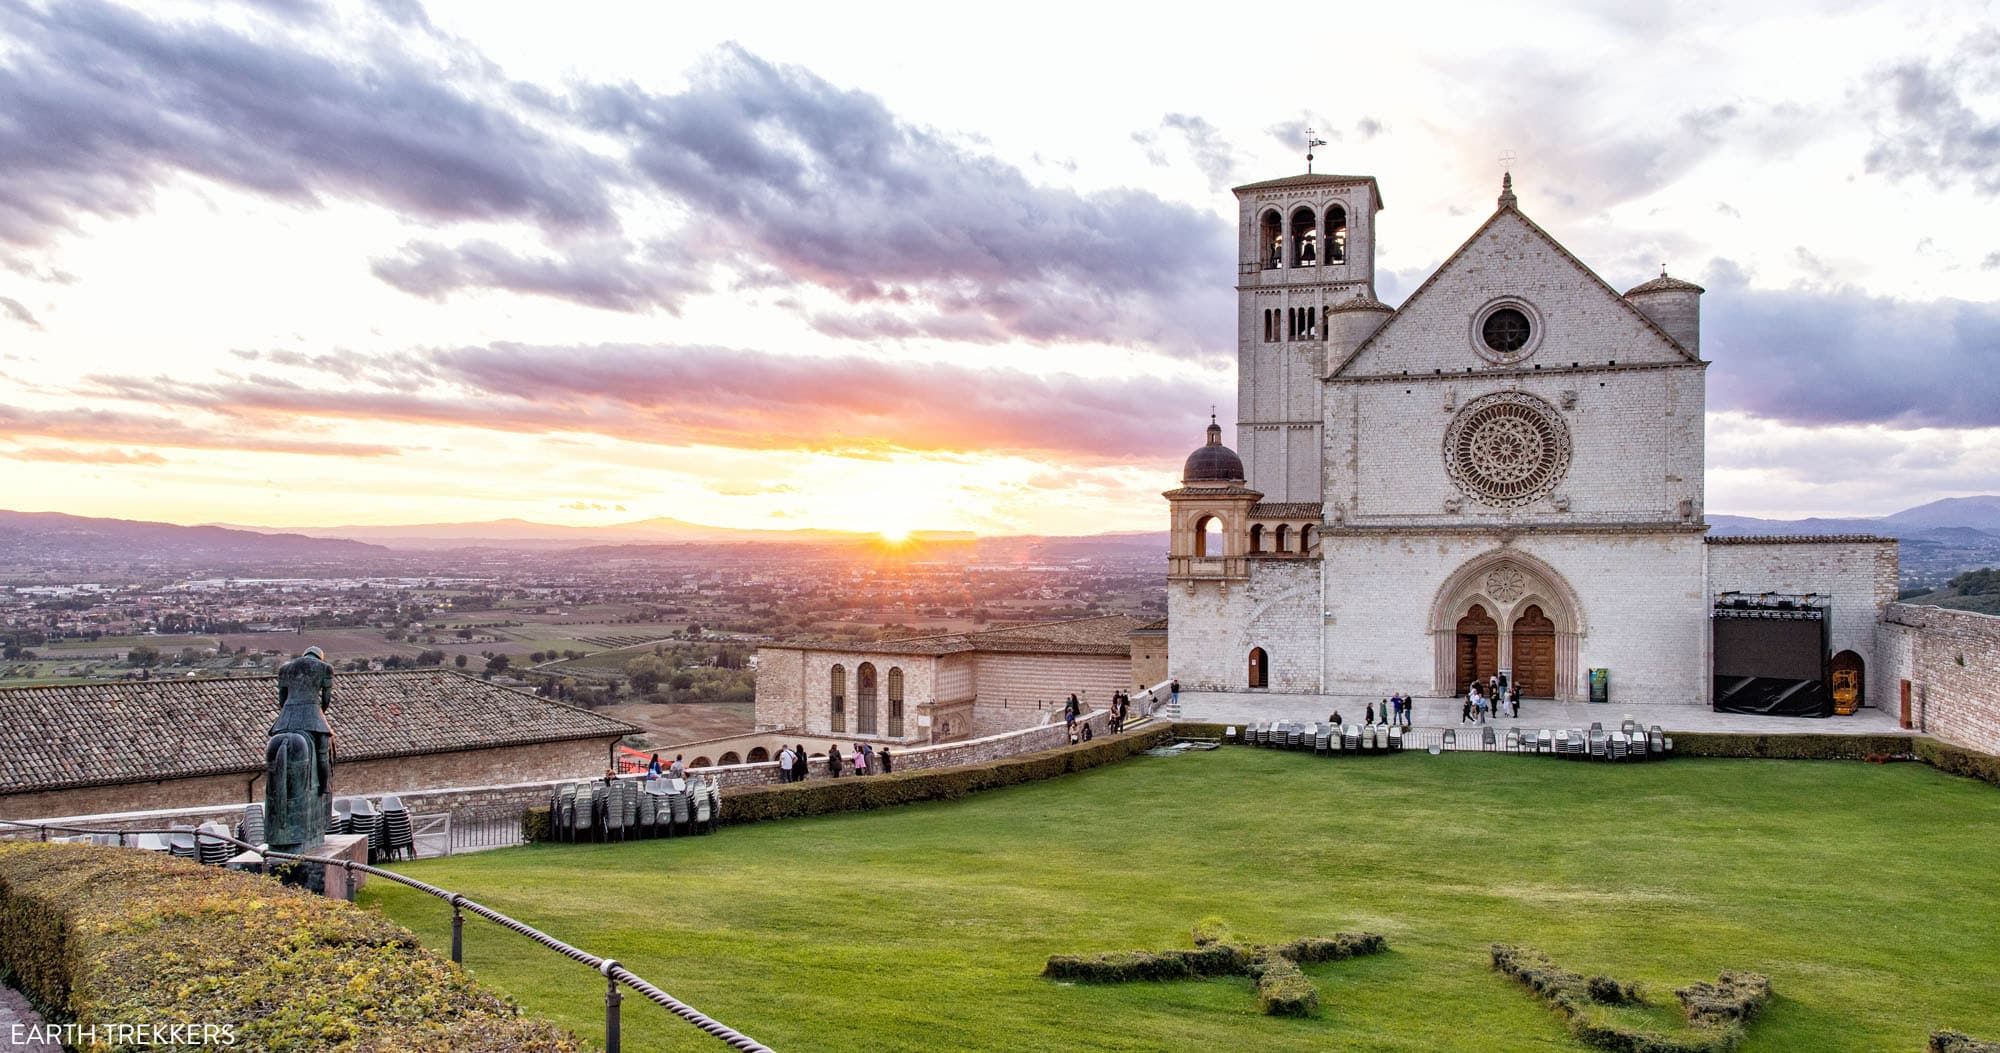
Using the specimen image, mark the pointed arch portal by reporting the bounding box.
[1430,551,1585,700]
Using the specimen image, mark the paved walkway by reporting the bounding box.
[0,985,60,1053]
[1177,691,1910,736]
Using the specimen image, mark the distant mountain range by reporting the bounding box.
[0,510,386,564]
[0,497,1993,575]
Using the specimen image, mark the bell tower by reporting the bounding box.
[1231,172,1382,505]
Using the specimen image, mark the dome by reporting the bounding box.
[1624,268,1705,297]
[1182,417,1245,485]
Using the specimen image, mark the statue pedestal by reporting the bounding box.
[229,834,371,900]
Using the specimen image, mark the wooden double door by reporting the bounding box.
[1454,603,1556,697]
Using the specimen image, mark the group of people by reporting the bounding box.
[1062,688,1143,742]
[1329,692,1419,729]
[644,753,687,779]
[819,741,892,778]
[1462,675,1523,724]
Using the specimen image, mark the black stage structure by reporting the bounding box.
[1712,592,1832,717]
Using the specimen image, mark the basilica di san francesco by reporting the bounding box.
[1162,170,1896,710]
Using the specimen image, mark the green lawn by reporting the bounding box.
[360,750,2000,1052]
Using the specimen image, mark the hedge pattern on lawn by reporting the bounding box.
[1491,944,1770,1053]
[0,843,576,1052]
[1934,1031,2000,1053]
[530,726,1177,835]
[1044,920,1385,1018]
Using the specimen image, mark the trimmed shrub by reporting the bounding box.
[1492,944,1768,1053]
[719,726,1174,827]
[1670,732,1917,761]
[523,805,553,843]
[1676,971,1771,1029]
[1915,739,2000,788]
[1272,933,1387,964]
[1169,722,1229,741]
[1191,916,1232,947]
[0,843,575,1052]
[1932,1031,2000,1053]
[1042,945,1247,983]
[1248,950,1317,1017]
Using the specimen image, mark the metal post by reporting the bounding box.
[450,896,464,964]
[603,964,623,1053]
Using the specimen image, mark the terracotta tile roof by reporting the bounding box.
[1625,272,1705,296]
[1705,535,1896,545]
[1250,502,1322,518]
[1129,618,1169,635]
[763,615,1148,660]
[1233,174,1383,204]
[0,670,636,796]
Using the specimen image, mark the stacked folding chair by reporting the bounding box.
[602,783,627,842]
[347,798,380,861]
[1342,724,1361,752]
[637,787,658,837]
[1314,725,1332,753]
[667,780,691,836]
[1537,729,1553,754]
[196,822,234,866]
[1651,725,1669,754]
[379,795,415,860]
[707,780,723,828]
[691,779,712,833]
[134,833,169,853]
[240,803,265,845]
[555,783,578,843]
[1609,732,1629,760]
[168,825,197,860]
[1288,725,1304,749]
[620,781,638,833]
[1388,725,1405,751]
[1588,728,1609,759]
[571,783,595,841]
[330,798,352,835]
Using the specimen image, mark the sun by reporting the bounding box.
[878,527,912,545]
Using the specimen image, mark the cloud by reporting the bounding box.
[0,403,401,457]
[562,46,1231,352]
[1863,30,2000,196]
[79,343,1233,463]
[370,238,703,312]
[0,0,616,246]
[0,296,39,328]
[2,445,166,465]
[559,500,624,511]
[1707,411,2000,517]
[1136,113,1236,191]
[1701,260,2000,429]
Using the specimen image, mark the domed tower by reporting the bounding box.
[1165,416,1261,588]
[1325,291,1396,371]
[1623,268,1705,354]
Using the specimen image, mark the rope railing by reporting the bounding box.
[0,818,774,1053]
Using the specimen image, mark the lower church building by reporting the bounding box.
[1165,170,1898,711]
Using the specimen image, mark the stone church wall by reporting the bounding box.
[1322,531,1708,703]
[1880,604,2000,754]
[1167,561,1321,692]
[754,647,806,731]
[1703,539,1899,707]
[969,653,1128,735]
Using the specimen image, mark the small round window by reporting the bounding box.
[1481,308,1531,353]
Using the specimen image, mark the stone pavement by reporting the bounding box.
[0,985,60,1053]
[1177,691,1910,736]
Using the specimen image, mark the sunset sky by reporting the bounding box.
[2,0,1996,536]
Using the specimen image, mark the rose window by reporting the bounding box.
[1444,393,1571,507]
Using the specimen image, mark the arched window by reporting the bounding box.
[1249,523,1264,553]
[1301,524,1315,554]
[1264,309,1275,342]
[1273,524,1290,553]
[747,746,769,763]
[1290,207,1318,267]
[719,751,741,765]
[1260,210,1283,269]
[1322,305,1331,337]
[1195,514,1222,557]
[1248,646,1269,688]
[692,756,711,768]
[1325,205,1347,264]
[1304,306,1318,340]
[888,667,905,736]
[857,662,879,735]
[830,664,846,733]
[1285,307,1295,341]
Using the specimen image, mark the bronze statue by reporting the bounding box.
[266,646,334,851]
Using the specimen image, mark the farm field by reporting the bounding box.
[363,749,2000,1052]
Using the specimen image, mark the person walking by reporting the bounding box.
[1404,694,1415,728]
[795,744,810,781]
[1365,702,1375,726]
[851,744,866,775]
[880,747,893,774]
[669,754,686,778]
[826,744,843,778]
[1460,694,1473,724]
[777,745,794,783]
[1169,678,1180,708]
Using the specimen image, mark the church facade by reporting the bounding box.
[1166,172,1898,707]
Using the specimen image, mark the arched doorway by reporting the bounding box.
[856,662,878,735]
[1454,605,1498,695]
[1248,647,1269,689]
[1831,650,1865,714]
[719,751,740,765]
[747,747,769,763]
[1510,605,1556,697]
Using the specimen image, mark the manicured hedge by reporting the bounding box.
[1933,1030,2000,1053]
[1044,921,1384,1018]
[1492,944,1769,1053]
[1168,721,1229,740]
[1670,732,1917,761]
[0,843,575,1052]
[1914,740,2000,789]
[702,726,1175,828]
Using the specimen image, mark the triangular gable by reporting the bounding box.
[1332,207,1700,378]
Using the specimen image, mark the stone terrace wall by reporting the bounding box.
[1881,604,2000,754]
[3,711,1114,838]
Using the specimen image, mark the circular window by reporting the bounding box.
[1469,298,1543,363]
[1482,308,1531,353]
[1443,392,1571,507]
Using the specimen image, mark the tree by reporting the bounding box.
[415,649,446,667]
[484,654,511,677]
[454,654,468,669]
[127,645,160,668]
[624,654,672,694]
[670,672,695,692]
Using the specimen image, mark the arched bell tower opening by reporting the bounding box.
[1430,551,1585,700]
